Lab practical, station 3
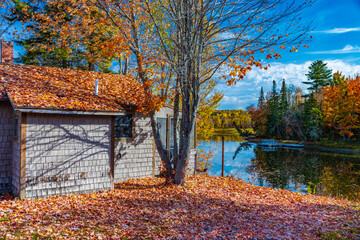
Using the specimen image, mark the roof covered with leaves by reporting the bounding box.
[0,63,146,112]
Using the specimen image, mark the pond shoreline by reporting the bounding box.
[304,145,360,155]
[199,138,360,201]
[248,138,360,155]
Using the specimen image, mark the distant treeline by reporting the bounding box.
[248,60,360,142]
[211,110,251,129]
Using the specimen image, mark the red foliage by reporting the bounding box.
[0,175,358,239]
[323,76,360,137]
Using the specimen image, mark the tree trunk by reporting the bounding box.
[172,83,180,170]
[149,112,172,181]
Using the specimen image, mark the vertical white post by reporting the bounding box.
[95,79,98,96]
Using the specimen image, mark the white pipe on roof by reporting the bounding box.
[95,79,99,96]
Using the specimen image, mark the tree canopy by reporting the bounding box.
[303,60,332,93]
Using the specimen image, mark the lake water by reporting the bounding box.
[198,139,360,201]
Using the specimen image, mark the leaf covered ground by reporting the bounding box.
[0,175,359,239]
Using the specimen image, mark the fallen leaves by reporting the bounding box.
[0,175,359,239]
[0,83,6,99]
[0,63,148,112]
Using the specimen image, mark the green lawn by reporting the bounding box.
[214,128,238,136]
[311,139,360,150]
[279,139,360,151]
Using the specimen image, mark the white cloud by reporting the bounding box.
[308,45,360,54]
[220,95,258,110]
[217,60,360,110]
[312,27,360,34]
[325,59,360,76]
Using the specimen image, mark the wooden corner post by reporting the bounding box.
[152,137,156,178]
[20,113,27,199]
[110,116,115,189]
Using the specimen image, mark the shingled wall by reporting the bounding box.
[113,112,154,182]
[24,113,112,199]
[0,101,13,193]
[0,105,196,199]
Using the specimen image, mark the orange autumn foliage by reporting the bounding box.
[0,63,161,113]
[0,175,358,239]
[0,82,6,99]
[323,76,360,137]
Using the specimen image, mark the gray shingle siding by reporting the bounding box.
[25,114,112,199]
[11,113,21,196]
[0,101,13,193]
[114,112,154,182]
[0,105,196,199]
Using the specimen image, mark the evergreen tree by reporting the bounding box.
[279,79,290,138]
[303,60,332,93]
[250,87,268,137]
[303,93,323,141]
[267,80,280,137]
[279,79,289,115]
[258,87,265,108]
[11,0,113,72]
[329,71,346,87]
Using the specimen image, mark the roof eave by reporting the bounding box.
[16,108,128,116]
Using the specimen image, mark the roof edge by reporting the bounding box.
[16,108,127,116]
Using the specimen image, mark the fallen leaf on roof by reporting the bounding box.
[0,63,149,112]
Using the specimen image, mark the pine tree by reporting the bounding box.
[329,71,346,87]
[303,93,323,141]
[267,80,280,138]
[279,79,290,138]
[11,0,113,72]
[303,60,332,93]
[258,87,265,108]
[279,79,289,115]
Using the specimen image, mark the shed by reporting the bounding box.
[0,41,196,199]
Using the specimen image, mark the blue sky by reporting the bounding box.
[218,0,360,110]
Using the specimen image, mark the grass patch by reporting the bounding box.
[278,139,360,151]
[214,128,254,136]
[312,139,360,150]
[214,128,238,136]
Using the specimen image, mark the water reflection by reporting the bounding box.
[206,134,244,142]
[200,139,360,201]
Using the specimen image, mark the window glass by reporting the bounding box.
[169,117,181,150]
[168,117,196,148]
[115,114,133,139]
[156,118,167,148]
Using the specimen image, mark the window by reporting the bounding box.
[169,117,181,150]
[156,118,167,148]
[169,116,195,148]
[114,114,133,139]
